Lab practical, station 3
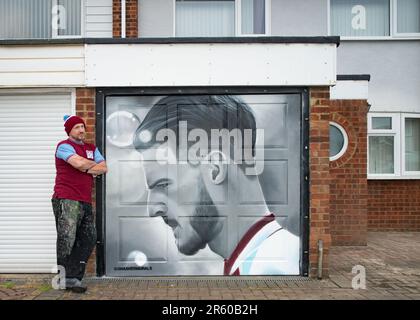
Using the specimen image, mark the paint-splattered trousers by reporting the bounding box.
[51,198,97,281]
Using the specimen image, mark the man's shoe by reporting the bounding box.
[65,278,87,293]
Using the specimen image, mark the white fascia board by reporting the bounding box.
[330,80,369,100]
[85,43,337,87]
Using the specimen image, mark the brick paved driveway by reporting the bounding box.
[1,232,419,300]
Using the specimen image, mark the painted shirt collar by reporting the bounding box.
[223,213,282,275]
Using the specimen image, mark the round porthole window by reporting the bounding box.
[329,122,348,161]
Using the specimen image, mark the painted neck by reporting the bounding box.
[209,174,269,259]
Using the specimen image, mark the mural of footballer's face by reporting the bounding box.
[139,143,223,256]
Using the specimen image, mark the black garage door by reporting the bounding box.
[97,89,309,276]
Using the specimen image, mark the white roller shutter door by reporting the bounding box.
[0,92,72,273]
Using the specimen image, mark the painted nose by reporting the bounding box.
[147,202,167,218]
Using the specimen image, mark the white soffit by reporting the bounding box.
[330,80,369,100]
[85,43,337,87]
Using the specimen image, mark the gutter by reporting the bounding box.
[0,36,341,46]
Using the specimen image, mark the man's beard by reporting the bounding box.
[70,135,84,142]
[189,175,222,243]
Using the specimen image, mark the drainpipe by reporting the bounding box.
[121,0,126,38]
[317,239,323,280]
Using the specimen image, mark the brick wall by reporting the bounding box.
[126,0,138,38]
[329,99,369,246]
[112,0,121,37]
[368,180,420,231]
[75,88,97,276]
[309,87,332,277]
[113,0,138,38]
[308,90,370,275]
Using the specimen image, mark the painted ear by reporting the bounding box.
[206,150,227,185]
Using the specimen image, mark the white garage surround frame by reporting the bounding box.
[94,86,311,277]
[0,37,339,88]
[84,41,337,87]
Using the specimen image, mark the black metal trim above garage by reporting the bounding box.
[337,74,371,81]
[0,36,340,46]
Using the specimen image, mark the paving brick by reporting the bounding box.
[1,232,419,300]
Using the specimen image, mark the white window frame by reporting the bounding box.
[368,112,420,179]
[368,113,399,132]
[392,0,420,38]
[52,0,85,39]
[236,0,271,36]
[368,113,400,178]
[328,0,420,40]
[329,122,349,161]
[401,113,420,177]
[173,0,271,37]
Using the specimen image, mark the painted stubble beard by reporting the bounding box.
[189,175,223,244]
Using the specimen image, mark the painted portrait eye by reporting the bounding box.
[157,181,170,189]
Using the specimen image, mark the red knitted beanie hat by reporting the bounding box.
[64,115,86,135]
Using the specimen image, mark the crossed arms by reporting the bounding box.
[56,143,108,176]
[68,155,108,176]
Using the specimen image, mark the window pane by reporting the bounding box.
[372,117,392,129]
[405,118,420,171]
[241,0,265,34]
[57,0,82,36]
[397,0,420,33]
[176,0,235,37]
[369,136,394,174]
[330,125,345,158]
[0,0,52,39]
[331,0,390,37]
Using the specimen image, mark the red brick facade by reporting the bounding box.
[309,87,332,277]
[125,0,138,38]
[368,180,420,231]
[75,88,96,144]
[329,99,369,246]
[112,0,121,37]
[309,90,370,274]
[113,0,138,38]
[75,88,97,276]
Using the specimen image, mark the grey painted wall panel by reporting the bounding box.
[337,41,420,112]
[139,0,173,37]
[271,0,328,36]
